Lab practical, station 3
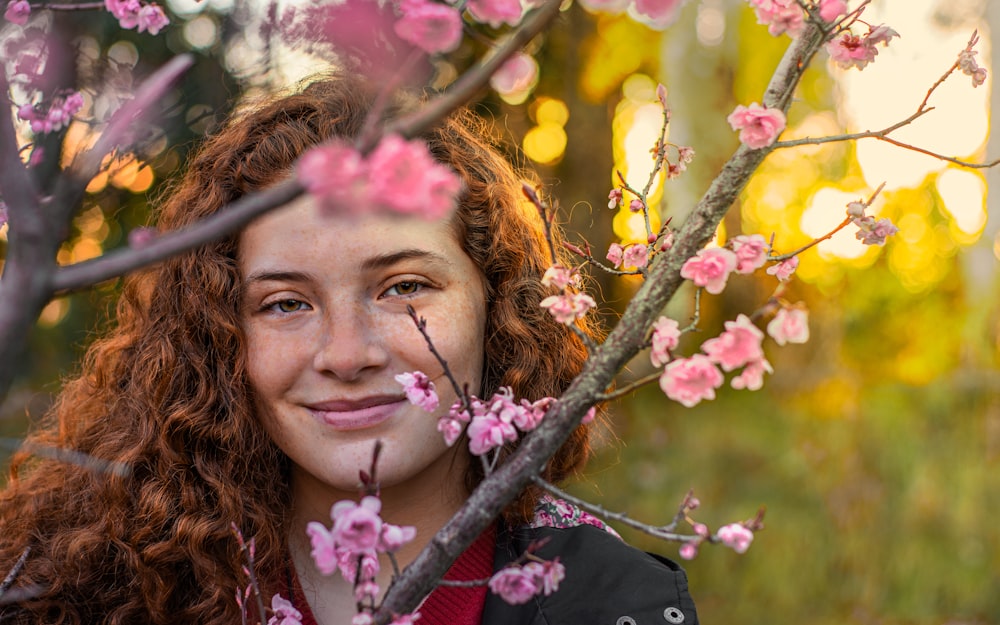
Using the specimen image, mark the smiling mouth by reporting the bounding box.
[306,396,408,431]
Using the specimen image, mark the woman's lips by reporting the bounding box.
[306,396,407,431]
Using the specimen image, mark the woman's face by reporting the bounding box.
[239,197,486,505]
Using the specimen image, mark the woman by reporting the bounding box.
[0,75,697,625]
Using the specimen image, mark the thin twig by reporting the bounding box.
[0,438,131,477]
[768,182,885,261]
[532,478,699,543]
[406,305,471,413]
[599,371,661,401]
[0,547,30,599]
[522,183,557,267]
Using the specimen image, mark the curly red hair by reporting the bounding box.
[0,75,599,624]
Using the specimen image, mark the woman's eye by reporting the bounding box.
[270,299,306,313]
[385,281,422,297]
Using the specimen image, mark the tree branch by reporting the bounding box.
[372,21,827,625]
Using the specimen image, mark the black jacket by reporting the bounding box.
[481,524,699,625]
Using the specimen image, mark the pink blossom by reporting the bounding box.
[678,542,698,560]
[766,256,798,281]
[747,0,804,37]
[628,198,644,213]
[105,0,141,27]
[659,354,724,408]
[297,141,370,210]
[766,307,809,346]
[817,0,847,22]
[606,242,625,267]
[542,264,576,290]
[692,523,709,537]
[490,52,538,98]
[656,83,669,108]
[730,234,769,274]
[136,4,169,34]
[127,227,157,248]
[826,33,877,70]
[354,580,380,603]
[306,522,338,575]
[466,0,523,27]
[853,216,898,246]
[659,230,674,251]
[959,49,988,87]
[827,25,898,71]
[539,292,596,325]
[395,371,439,412]
[701,314,764,372]
[467,410,518,455]
[650,315,680,367]
[366,134,462,219]
[530,558,565,595]
[267,594,303,625]
[394,0,463,55]
[380,523,417,552]
[717,523,754,554]
[727,103,786,149]
[731,357,773,391]
[632,0,685,26]
[608,188,623,209]
[336,547,380,582]
[516,396,554,432]
[623,244,648,269]
[4,0,30,25]
[488,566,541,605]
[437,400,471,446]
[581,406,597,425]
[680,247,738,294]
[352,614,375,625]
[331,496,383,553]
[389,614,421,625]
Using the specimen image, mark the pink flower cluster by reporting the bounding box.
[464,389,552,455]
[766,256,798,281]
[488,558,565,605]
[727,103,786,149]
[4,0,29,25]
[541,264,579,290]
[650,316,681,367]
[395,371,440,412]
[394,0,462,54]
[746,0,804,37]
[17,92,84,134]
[539,291,596,325]
[717,523,755,553]
[826,24,899,71]
[766,307,809,346]
[680,247,737,294]
[298,134,462,220]
[658,314,780,406]
[105,0,170,34]
[306,496,416,601]
[958,48,988,88]
[490,52,539,99]
[268,594,303,625]
[848,203,899,246]
[606,242,649,269]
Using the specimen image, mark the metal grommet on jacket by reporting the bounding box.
[663,606,685,623]
[616,617,638,625]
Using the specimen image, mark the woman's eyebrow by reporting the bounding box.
[359,249,451,272]
[243,270,314,285]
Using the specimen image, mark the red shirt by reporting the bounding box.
[287,524,495,625]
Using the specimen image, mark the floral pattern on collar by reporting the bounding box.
[529,494,622,539]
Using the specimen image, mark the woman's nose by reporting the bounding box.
[312,305,390,381]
